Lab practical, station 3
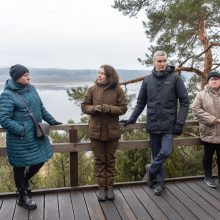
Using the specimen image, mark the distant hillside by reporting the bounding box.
[0,67,150,83]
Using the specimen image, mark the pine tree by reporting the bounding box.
[113,0,220,88]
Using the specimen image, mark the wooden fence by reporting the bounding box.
[0,121,202,187]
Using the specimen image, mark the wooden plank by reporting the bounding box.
[71,191,90,220]
[58,192,75,220]
[131,185,167,220]
[196,179,220,201]
[179,181,220,218]
[186,181,220,210]
[163,183,197,220]
[119,186,151,220]
[167,183,212,220]
[28,195,44,220]
[142,185,182,220]
[13,200,29,220]
[45,193,59,220]
[113,188,137,220]
[0,137,202,155]
[0,121,199,133]
[98,196,121,220]
[83,190,105,220]
[0,198,16,219]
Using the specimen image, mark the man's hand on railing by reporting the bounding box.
[119,118,135,126]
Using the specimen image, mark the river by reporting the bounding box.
[0,82,142,123]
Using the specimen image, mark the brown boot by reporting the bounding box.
[97,188,106,202]
[106,187,115,200]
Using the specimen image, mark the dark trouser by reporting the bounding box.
[13,162,44,191]
[149,133,173,183]
[91,139,118,188]
[203,142,220,177]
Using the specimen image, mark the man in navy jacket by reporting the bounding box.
[121,51,189,195]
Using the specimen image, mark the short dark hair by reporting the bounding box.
[99,65,119,88]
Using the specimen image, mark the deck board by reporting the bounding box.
[163,183,197,220]
[131,185,168,220]
[119,186,152,220]
[58,192,75,220]
[185,181,220,211]
[168,183,213,220]
[71,191,90,220]
[143,185,182,220]
[177,182,219,219]
[29,195,44,220]
[99,198,121,220]
[0,198,16,220]
[196,179,220,201]
[45,193,59,220]
[0,179,220,220]
[83,190,106,220]
[113,188,137,220]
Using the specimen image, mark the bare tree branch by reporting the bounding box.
[120,76,144,85]
[119,66,204,85]
[179,43,220,67]
[175,67,204,76]
[212,64,220,71]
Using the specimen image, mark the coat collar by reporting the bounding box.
[4,79,30,92]
[152,65,175,78]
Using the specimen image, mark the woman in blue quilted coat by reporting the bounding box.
[0,64,61,210]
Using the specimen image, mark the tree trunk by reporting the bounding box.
[198,18,212,89]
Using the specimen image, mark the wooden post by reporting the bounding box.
[69,129,78,186]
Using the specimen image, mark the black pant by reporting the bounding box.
[203,142,220,177]
[13,162,44,191]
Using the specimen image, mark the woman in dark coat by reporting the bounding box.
[0,64,61,210]
[81,65,127,201]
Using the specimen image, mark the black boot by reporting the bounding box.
[24,178,32,198]
[18,189,37,210]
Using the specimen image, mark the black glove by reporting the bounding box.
[173,123,183,135]
[119,118,135,126]
[51,121,62,125]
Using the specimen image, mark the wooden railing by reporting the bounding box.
[0,121,202,187]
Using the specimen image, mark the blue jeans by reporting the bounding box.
[149,133,173,182]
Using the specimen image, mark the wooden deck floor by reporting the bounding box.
[0,179,220,220]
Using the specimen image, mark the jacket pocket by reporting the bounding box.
[88,124,100,140]
[108,124,121,140]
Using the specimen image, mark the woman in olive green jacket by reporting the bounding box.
[192,71,220,188]
[81,65,127,201]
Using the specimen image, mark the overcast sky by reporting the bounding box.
[0,0,149,70]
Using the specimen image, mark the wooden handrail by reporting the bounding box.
[0,120,201,186]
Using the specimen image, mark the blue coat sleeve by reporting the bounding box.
[0,92,24,136]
